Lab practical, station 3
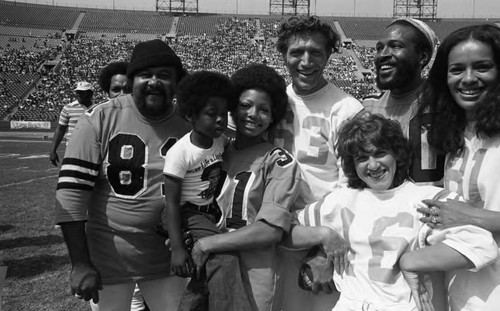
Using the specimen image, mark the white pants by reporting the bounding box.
[90,276,188,311]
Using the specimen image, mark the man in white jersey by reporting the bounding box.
[49,81,93,166]
[55,40,191,310]
[362,18,444,184]
[270,15,365,311]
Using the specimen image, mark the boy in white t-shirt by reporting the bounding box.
[161,71,252,310]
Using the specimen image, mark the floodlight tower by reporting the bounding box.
[269,0,310,16]
[393,0,438,20]
[156,0,198,15]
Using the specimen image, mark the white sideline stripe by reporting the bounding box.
[0,174,59,189]
[0,139,52,144]
[0,153,21,158]
[18,155,49,159]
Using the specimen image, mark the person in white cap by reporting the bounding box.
[362,17,444,185]
[49,81,94,166]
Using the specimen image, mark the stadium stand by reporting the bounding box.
[79,10,174,34]
[0,1,79,30]
[334,17,393,41]
[0,0,496,121]
[426,18,497,41]
[176,15,228,36]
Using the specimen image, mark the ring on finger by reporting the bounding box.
[431,215,438,224]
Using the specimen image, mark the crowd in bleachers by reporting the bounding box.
[0,46,56,74]
[172,17,260,76]
[79,31,158,42]
[352,44,376,71]
[259,17,283,38]
[0,46,61,118]
[0,0,494,122]
[173,17,375,98]
[3,15,379,121]
[10,39,137,121]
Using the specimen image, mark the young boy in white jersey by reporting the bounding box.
[287,114,498,311]
[161,70,252,311]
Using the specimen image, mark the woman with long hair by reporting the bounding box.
[403,24,500,310]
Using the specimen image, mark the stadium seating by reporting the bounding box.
[79,10,174,34]
[426,18,496,41]
[0,0,495,121]
[0,1,79,30]
[176,15,229,35]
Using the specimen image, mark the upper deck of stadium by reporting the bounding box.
[1,0,498,42]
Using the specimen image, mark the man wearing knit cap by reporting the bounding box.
[55,39,191,310]
[362,18,447,311]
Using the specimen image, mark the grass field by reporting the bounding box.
[0,133,88,311]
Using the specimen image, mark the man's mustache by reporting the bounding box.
[144,86,165,94]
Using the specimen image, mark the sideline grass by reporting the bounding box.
[0,138,88,310]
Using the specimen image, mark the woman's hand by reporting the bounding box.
[401,270,434,311]
[418,199,475,229]
[319,227,350,275]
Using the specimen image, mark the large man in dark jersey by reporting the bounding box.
[362,17,444,184]
[55,40,191,310]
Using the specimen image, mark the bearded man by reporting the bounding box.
[362,18,444,184]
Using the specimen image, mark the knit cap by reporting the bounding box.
[388,17,439,54]
[127,39,183,78]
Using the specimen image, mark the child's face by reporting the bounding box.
[354,144,397,191]
[234,89,273,138]
[192,97,228,139]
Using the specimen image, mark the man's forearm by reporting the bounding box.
[51,125,67,153]
[284,224,329,250]
[60,221,93,266]
[200,220,283,253]
[164,204,185,250]
[400,243,474,272]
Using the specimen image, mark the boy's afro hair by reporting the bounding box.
[175,70,235,118]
